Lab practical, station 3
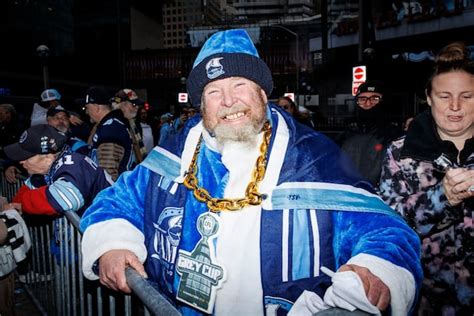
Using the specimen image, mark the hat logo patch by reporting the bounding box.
[50,139,59,151]
[368,87,375,91]
[19,131,28,144]
[206,57,225,79]
[41,136,50,153]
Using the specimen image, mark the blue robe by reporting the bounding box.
[81,104,422,315]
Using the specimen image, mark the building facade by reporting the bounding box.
[162,0,221,49]
[233,0,317,20]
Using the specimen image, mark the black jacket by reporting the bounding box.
[337,104,404,186]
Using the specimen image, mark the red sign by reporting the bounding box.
[352,66,366,83]
[352,81,363,96]
[352,65,367,95]
[178,93,188,103]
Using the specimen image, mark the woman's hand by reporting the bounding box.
[443,168,474,206]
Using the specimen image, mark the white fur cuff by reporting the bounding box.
[347,253,416,316]
[81,219,147,280]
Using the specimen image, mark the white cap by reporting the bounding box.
[41,89,61,102]
[298,106,313,114]
[160,113,173,121]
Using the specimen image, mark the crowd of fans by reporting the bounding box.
[0,86,198,314]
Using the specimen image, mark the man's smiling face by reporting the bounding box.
[201,77,267,144]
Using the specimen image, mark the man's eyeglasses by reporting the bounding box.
[356,96,382,104]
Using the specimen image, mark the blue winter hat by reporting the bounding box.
[186,29,273,106]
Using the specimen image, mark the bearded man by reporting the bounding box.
[80,29,422,316]
[46,106,90,155]
[113,89,148,162]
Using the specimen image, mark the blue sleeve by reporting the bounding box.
[46,153,107,213]
[69,137,91,156]
[159,125,171,146]
[332,210,423,287]
[79,164,150,233]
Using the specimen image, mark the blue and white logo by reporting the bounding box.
[151,207,183,264]
[206,57,225,79]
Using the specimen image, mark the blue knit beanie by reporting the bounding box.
[186,29,273,106]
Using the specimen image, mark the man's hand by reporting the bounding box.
[338,264,390,311]
[69,114,84,126]
[2,202,22,212]
[0,219,7,245]
[443,168,474,206]
[5,166,20,183]
[98,249,147,293]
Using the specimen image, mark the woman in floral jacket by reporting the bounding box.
[379,42,473,315]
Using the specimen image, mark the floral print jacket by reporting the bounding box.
[379,110,473,315]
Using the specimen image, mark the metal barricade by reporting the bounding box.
[0,168,178,315]
[125,268,180,316]
[0,173,23,202]
[20,212,148,315]
[19,210,181,316]
[19,215,55,315]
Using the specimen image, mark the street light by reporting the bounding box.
[36,45,50,89]
[271,24,300,94]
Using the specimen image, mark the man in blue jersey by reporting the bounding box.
[80,29,422,316]
[81,86,136,180]
[4,124,113,216]
[3,106,91,184]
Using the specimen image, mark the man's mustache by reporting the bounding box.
[217,104,251,119]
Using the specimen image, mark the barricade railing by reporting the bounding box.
[0,171,23,202]
[20,210,178,316]
[0,168,177,316]
[19,213,139,315]
[125,268,180,316]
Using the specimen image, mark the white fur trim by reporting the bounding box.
[152,146,181,164]
[81,219,147,280]
[347,253,416,316]
[221,134,261,197]
[261,111,289,209]
[178,121,204,182]
[201,125,219,152]
[261,111,289,194]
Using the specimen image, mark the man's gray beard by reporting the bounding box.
[213,119,264,147]
[56,124,69,133]
[210,101,266,147]
[125,111,137,119]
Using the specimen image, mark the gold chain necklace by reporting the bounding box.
[183,121,271,212]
